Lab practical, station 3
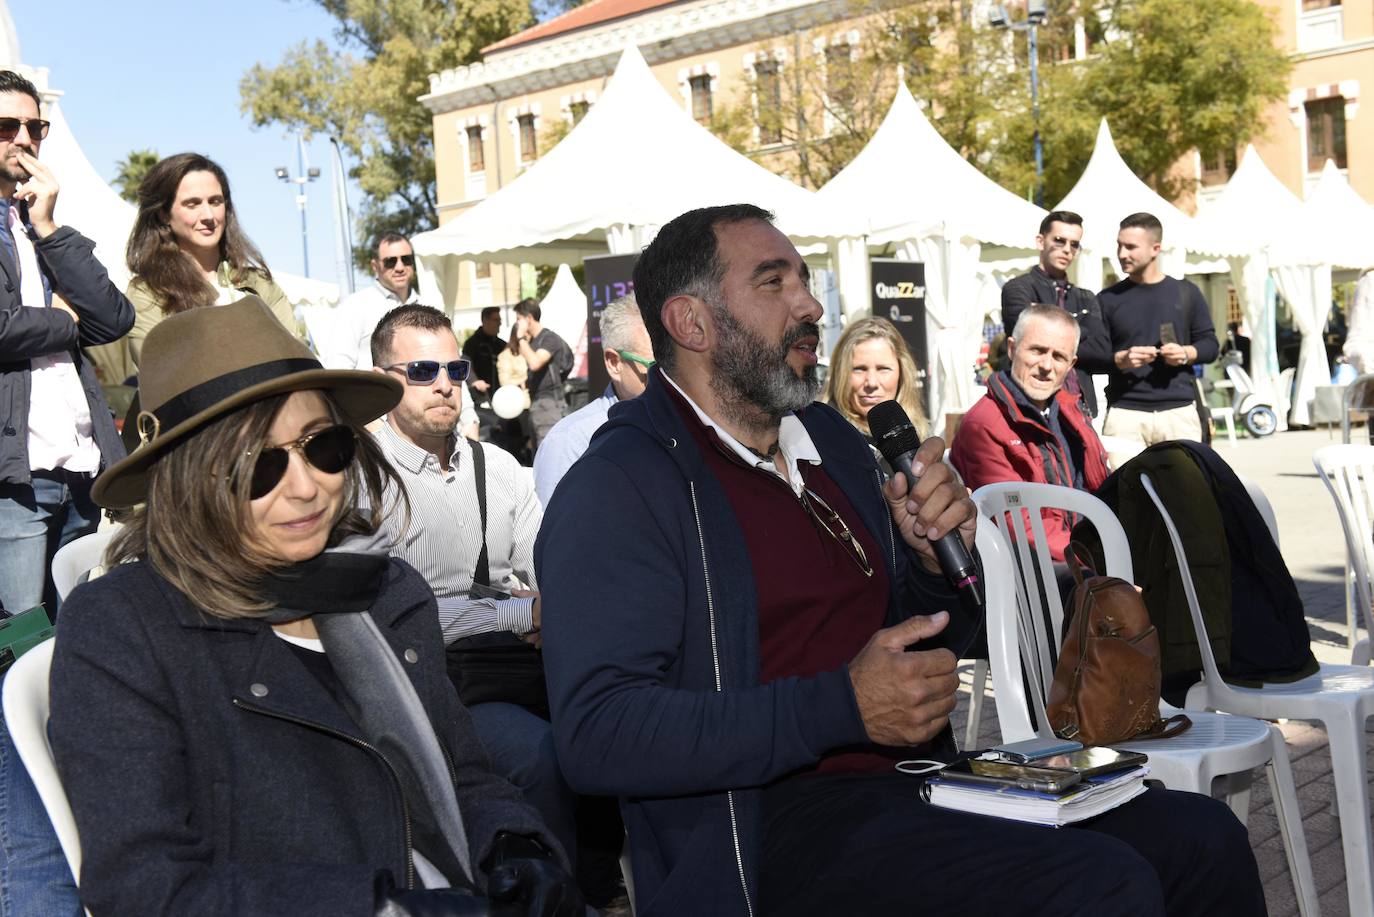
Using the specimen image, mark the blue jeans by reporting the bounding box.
[0,714,80,916]
[0,471,96,915]
[468,702,577,864]
[0,472,100,617]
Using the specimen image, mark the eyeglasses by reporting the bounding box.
[616,350,656,369]
[384,359,471,385]
[380,254,415,270]
[799,487,873,578]
[244,424,357,499]
[1048,236,1082,252]
[0,118,49,142]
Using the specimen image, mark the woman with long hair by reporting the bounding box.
[123,152,299,364]
[824,315,929,441]
[48,298,581,916]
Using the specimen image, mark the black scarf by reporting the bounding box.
[259,537,475,888]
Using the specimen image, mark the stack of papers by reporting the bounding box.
[923,767,1150,827]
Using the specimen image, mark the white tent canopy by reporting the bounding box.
[537,263,587,356]
[1189,145,1302,418]
[1055,120,1196,290]
[815,83,1045,427]
[412,45,856,308]
[1271,161,1374,425]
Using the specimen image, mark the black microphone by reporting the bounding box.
[867,400,984,614]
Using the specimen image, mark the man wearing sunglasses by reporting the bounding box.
[0,70,136,916]
[536,205,1262,917]
[533,294,653,506]
[369,304,578,876]
[1000,210,1113,416]
[322,231,419,370]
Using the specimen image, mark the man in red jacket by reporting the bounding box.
[952,304,1110,560]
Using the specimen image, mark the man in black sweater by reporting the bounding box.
[1000,210,1113,415]
[1099,212,1218,448]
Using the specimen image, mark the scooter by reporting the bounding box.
[1219,350,1278,437]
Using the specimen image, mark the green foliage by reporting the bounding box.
[241,0,532,268]
[112,148,160,205]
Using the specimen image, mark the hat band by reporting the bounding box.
[152,358,323,433]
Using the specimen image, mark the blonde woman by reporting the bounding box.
[824,316,928,443]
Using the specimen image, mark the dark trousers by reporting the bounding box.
[759,774,1265,917]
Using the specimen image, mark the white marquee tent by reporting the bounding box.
[1056,120,1197,291]
[1270,160,1374,425]
[1189,145,1302,420]
[537,263,588,361]
[816,83,1045,426]
[412,45,857,308]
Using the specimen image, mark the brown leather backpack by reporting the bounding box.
[1046,547,1190,745]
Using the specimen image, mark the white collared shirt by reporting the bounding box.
[322,281,419,370]
[660,371,822,496]
[10,205,99,474]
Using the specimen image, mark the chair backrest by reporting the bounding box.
[1312,444,1374,644]
[50,527,119,602]
[1237,475,1280,549]
[1,639,82,887]
[974,516,1037,743]
[1342,373,1374,443]
[972,482,1134,730]
[1136,474,1230,691]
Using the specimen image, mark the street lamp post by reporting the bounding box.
[275,132,321,277]
[990,1,1049,208]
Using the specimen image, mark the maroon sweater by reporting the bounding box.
[668,385,902,775]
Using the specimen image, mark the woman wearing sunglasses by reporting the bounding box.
[122,152,301,366]
[47,297,581,916]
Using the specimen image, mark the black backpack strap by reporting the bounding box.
[469,439,490,588]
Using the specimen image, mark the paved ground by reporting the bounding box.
[950,427,1372,917]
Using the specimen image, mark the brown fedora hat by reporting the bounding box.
[92,296,403,509]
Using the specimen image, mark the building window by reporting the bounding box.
[475,262,491,280]
[1200,148,1236,187]
[689,75,713,123]
[466,126,484,172]
[518,114,537,162]
[569,100,589,125]
[825,43,854,110]
[1306,96,1347,171]
[755,60,783,144]
[1302,0,1340,10]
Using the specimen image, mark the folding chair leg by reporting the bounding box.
[964,659,988,750]
[1325,710,1374,917]
[1265,726,1320,917]
[1220,770,1253,826]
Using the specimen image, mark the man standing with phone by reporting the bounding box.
[1099,212,1217,448]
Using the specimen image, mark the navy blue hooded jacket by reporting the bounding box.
[535,371,980,917]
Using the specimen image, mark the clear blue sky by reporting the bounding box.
[12,0,363,288]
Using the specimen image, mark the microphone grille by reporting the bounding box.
[867,400,921,463]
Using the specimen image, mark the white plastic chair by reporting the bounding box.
[973,482,1320,917]
[1312,445,1374,664]
[50,527,119,602]
[1,639,88,913]
[1211,405,1237,447]
[1238,475,1281,550]
[1140,472,1374,917]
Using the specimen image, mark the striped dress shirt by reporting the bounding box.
[374,419,541,643]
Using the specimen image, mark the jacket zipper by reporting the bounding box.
[232,698,417,888]
[875,469,897,575]
[689,481,755,917]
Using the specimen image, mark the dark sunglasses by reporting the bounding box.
[800,487,873,578]
[384,359,471,385]
[0,118,49,142]
[380,254,415,270]
[245,424,357,499]
[1048,235,1082,252]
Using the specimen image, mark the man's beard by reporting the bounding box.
[708,300,820,427]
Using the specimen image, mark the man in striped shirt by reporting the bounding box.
[369,303,575,863]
